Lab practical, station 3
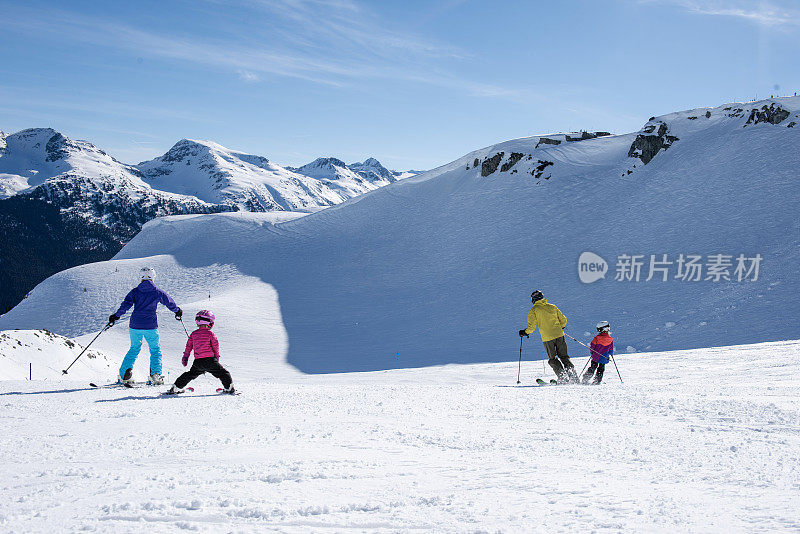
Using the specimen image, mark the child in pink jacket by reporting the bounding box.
[167,310,235,394]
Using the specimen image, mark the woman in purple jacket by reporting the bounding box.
[109,267,182,385]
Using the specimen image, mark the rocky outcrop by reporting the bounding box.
[535,137,561,148]
[500,152,524,172]
[532,160,554,179]
[566,131,609,142]
[481,152,504,177]
[628,122,679,165]
[745,103,790,126]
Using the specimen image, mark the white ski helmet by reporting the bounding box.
[140,267,156,281]
[596,320,610,333]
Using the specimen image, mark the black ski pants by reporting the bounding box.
[582,360,605,384]
[543,335,577,381]
[175,357,232,389]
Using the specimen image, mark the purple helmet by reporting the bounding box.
[195,310,215,327]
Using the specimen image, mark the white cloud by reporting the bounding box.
[237,70,260,82]
[642,0,800,27]
[0,1,534,102]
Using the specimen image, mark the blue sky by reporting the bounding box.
[1,0,798,170]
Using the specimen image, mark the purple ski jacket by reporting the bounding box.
[114,280,180,330]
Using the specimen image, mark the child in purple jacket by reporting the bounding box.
[582,321,613,385]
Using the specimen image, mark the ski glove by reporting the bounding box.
[109,314,119,325]
[518,329,529,338]
[181,354,189,367]
[175,308,183,320]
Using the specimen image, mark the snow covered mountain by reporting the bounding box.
[0,132,410,314]
[0,128,229,313]
[136,140,376,211]
[2,97,798,377]
[291,156,397,196]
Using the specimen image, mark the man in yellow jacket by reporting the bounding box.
[518,290,578,383]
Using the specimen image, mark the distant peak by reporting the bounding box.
[8,127,62,143]
[308,157,347,168]
[15,127,59,135]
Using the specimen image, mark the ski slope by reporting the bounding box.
[0,340,798,532]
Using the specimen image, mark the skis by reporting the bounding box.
[89,381,238,395]
[161,388,237,396]
[535,378,591,386]
[162,387,194,396]
[89,381,146,389]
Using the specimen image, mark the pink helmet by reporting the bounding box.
[195,310,215,327]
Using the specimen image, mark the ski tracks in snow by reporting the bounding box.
[0,341,799,532]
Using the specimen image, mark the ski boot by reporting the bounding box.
[221,384,236,395]
[148,373,165,385]
[165,384,184,395]
[566,367,580,384]
[118,368,134,386]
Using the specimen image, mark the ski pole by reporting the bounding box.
[609,353,624,383]
[179,317,190,339]
[578,357,591,379]
[564,332,604,359]
[62,322,111,374]
[516,337,523,384]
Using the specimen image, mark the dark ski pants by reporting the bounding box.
[582,360,605,384]
[543,336,577,382]
[175,357,232,389]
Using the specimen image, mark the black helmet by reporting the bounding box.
[530,290,544,303]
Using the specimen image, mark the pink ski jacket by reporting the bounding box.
[589,332,614,364]
[184,327,220,360]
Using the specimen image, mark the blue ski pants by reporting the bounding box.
[119,328,163,376]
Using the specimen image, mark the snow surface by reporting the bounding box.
[0,339,798,532]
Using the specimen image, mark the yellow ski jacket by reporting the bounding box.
[524,299,567,342]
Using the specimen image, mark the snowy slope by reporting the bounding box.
[137,140,371,212]
[391,169,422,180]
[0,329,115,380]
[1,97,798,377]
[0,212,308,382]
[0,339,798,532]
